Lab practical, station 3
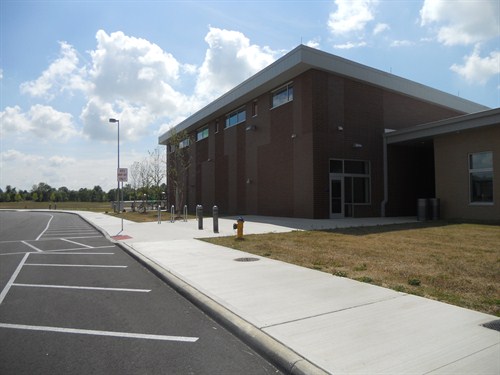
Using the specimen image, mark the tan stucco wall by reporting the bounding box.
[434,125,500,221]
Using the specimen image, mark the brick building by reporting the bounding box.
[159,45,496,220]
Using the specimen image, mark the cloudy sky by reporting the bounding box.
[1,0,499,192]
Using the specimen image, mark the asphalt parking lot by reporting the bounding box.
[0,211,282,374]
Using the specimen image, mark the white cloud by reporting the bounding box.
[390,40,414,47]
[0,68,3,80]
[48,155,76,167]
[0,104,78,142]
[1,149,43,164]
[328,0,378,35]
[12,28,280,145]
[194,27,277,102]
[451,46,500,84]
[20,41,90,100]
[305,39,321,49]
[0,106,31,135]
[333,41,367,49]
[89,30,183,106]
[420,0,500,46]
[0,149,117,191]
[373,23,389,35]
[83,30,192,140]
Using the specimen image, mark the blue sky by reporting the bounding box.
[1,0,499,192]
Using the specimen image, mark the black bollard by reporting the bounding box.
[196,205,203,230]
[213,205,219,233]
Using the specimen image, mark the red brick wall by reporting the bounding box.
[176,68,467,218]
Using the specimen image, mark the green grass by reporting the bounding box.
[0,201,110,212]
[204,222,500,316]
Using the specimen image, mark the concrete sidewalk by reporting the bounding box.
[76,211,499,374]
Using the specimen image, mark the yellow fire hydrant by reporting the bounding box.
[234,217,244,239]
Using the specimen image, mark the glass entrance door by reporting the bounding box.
[330,176,344,218]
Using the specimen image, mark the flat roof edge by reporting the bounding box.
[300,47,489,114]
[159,45,490,144]
[385,108,500,144]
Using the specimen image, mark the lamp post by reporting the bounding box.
[109,118,123,232]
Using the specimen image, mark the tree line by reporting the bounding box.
[0,147,167,204]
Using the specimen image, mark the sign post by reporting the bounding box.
[117,168,128,232]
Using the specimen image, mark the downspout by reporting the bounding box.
[381,135,388,217]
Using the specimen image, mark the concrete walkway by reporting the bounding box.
[75,211,499,374]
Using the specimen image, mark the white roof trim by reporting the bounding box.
[385,108,500,144]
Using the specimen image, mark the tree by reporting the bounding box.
[57,187,69,202]
[139,157,152,200]
[129,161,141,201]
[166,129,193,215]
[148,146,166,201]
[32,182,53,202]
[91,185,105,202]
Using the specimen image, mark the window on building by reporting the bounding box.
[225,108,246,128]
[252,101,258,117]
[330,159,371,205]
[179,138,190,149]
[272,83,293,108]
[196,127,209,141]
[469,151,493,203]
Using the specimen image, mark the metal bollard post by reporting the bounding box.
[196,205,203,230]
[213,205,219,233]
[183,205,188,222]
[157,205,161,224]
[170,205,175,223]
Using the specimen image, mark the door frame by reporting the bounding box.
[330,175,344,218]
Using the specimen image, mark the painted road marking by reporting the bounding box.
[24,263,127,268]
[39,252,116,255]
[0,323,199,342]
[12,283,151,293]
[45,245,116,253]
[21,241,43,252]
[0,251,115,257]
[36,215,54,240]
[60,238,93,248]
[0,253,29,305]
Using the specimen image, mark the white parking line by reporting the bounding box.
[40,252,116,255]
[21,241,43,252]
[0,253,29,305]
[60,238,93,248]
[36,215,54,240]
[0,323,199,342]
[24,264,127,268]
[12,283,151,293]
[45,245,115,253]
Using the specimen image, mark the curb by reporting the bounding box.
[117,241,330,375]
[75,212,330,375]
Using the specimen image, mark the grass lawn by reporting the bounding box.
[106,210,197,223]
[204,222,500,316]
[0,201,110,212]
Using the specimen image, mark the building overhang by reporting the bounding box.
[159,44,490,145]
[385,107,500,145]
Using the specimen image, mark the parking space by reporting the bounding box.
[0,211,281,374]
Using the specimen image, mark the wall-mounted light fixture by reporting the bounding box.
[291,133,297,139]
[246,125,257,132]
[352,143,363,148]
[337,126,344,131]
[246,178,252,184]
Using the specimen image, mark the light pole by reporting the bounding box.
[109,118,123,232]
